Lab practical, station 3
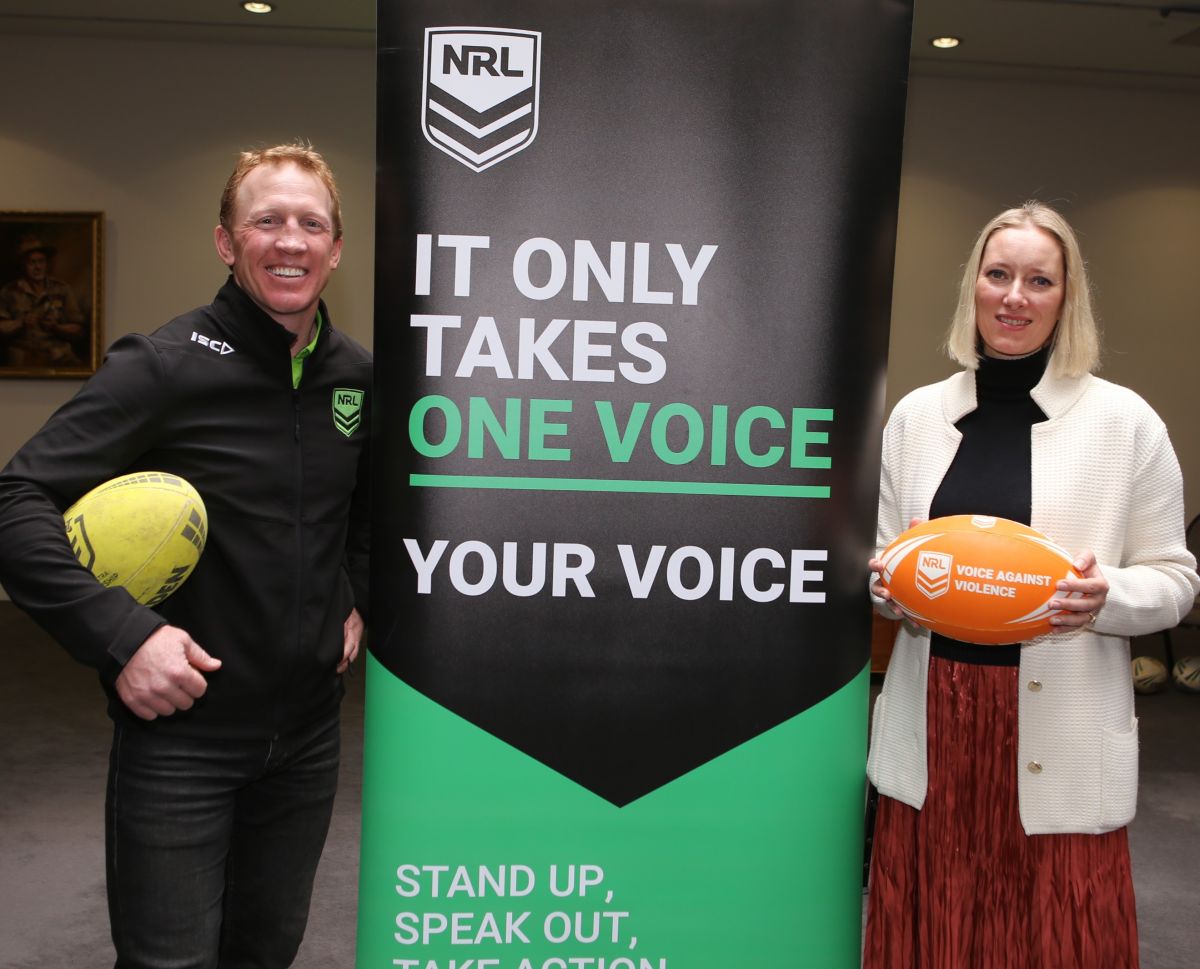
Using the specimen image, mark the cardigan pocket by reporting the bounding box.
[1099,717,1139,827]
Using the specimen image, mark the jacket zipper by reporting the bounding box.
[293,385,305,659]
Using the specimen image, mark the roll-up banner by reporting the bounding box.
[363,2,912,966]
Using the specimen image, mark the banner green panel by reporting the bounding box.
[358,659,870,968]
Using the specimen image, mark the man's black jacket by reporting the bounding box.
[0,279,371,736]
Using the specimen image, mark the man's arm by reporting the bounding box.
[0,335,180,676]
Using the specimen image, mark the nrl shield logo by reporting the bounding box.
[422,27,541,172]
[916,551,952,600]
[332,388,365,438]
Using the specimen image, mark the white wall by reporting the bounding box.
[0,33,376,470]
[1,34,1197,602]
[890,72,1200,517]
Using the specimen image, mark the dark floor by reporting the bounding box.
[1,602,1197,968]
[0,603,364,969]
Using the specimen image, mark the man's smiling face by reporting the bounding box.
[214,160,342,336]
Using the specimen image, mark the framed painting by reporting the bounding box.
[0,211,103,377]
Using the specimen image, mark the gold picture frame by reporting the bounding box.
[0,211,103,378]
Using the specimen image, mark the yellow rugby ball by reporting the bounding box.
[63,471,207,606]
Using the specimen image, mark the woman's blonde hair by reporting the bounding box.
[945,201,1100,376]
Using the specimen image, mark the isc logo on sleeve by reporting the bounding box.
[190,332,235,355]
[422,27,541,173]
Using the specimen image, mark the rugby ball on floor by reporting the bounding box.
[63,472,207,607]
[1131,655,1168,695]
[1172,656,1200,693]
[877,515,1083,645]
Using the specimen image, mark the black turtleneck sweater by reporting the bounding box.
[928,346,1050,665]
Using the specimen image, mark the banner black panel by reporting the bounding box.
[373,0,912,806]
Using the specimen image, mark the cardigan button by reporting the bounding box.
[1027,760,1043,774]
[1028,680,1043,692]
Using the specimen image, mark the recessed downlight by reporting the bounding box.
[242,2,274,14]
[930,36,962,50]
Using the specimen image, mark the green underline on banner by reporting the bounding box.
[408,474,829,498]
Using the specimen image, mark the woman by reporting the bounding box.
[863,202,1198,969]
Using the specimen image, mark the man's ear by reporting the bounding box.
[329,236,343,271]
[214,225,236,267]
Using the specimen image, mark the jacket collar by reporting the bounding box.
[212,276,331,361]
[1030,367,1092,418]
[943,364,1092,423]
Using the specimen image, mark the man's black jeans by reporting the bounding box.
[105,711,340,969]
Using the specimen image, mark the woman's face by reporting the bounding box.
[974,225,1065,360]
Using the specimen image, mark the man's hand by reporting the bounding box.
[115,625,221,720]
[339,607,363,674]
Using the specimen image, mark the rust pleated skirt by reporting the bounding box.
[863,655,1139,969]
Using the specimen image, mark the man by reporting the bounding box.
[0,143,370,968]
[0,236,86,367]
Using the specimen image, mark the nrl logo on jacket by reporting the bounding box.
[332,388,365,438]
[421,27,541,172]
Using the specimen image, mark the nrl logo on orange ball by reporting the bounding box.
[916,550,952,600]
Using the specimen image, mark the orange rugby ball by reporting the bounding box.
[877,515,1083,645]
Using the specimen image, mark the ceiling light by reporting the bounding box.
[930,36,961,50]
[242,1,273,13]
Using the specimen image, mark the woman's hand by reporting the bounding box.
[869,556,906,620]
[869,518,924,621]
[1048,549,1109,630]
